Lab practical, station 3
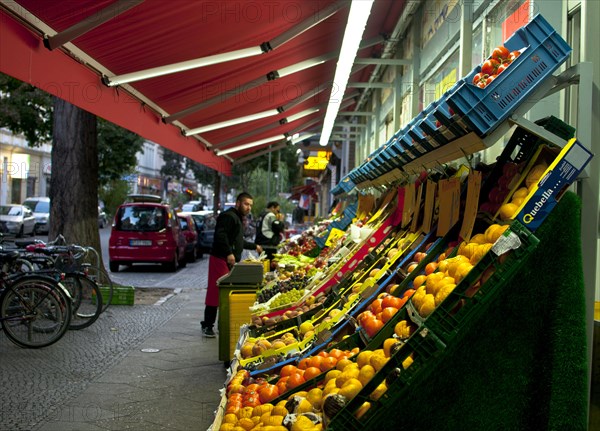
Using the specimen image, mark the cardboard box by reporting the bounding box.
[514,138,593,230]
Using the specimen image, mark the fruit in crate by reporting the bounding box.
[472,44,522,89]
[240,333,299,359]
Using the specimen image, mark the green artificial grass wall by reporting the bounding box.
[375,191,588,431]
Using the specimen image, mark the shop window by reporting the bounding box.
[485,0,529,56]
[27,176,36,197]
[11,178,21,203]
[422,49,460,108]
[472,25,483,68]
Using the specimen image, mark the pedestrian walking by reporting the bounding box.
[201,192,262,337]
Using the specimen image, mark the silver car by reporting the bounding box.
[0,204,36,237]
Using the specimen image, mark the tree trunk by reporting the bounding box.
[50,97,103,266]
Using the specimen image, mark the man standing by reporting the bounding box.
[255,201,285,260]
[201,192,262,337]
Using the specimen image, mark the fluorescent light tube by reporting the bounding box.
[105,46,264,86]
[278,57,328,78]
[286,107,320,123]
[216,135,283,156]
[292,133,316,145]
[184,109,280,136]
[320,0,374,146]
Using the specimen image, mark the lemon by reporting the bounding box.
[358,364,376,385]
[434,283,456,305]
[369,354,389,372]
[306,387,323,407]
[356,350,374,368]
[336,367,360,387]
[369,382,388,401]
[418,294,436,317]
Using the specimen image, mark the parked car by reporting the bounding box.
[181,200,203,212]
[0,204,36,237]
[22,196,50,234]
[177,213,198,262]
[179,211,216,259]
[98,206,108,228]
[108,194,187,272]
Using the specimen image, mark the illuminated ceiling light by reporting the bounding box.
[103,47,264,87]
[216,135,284,156]
[277,57,330,78]
[291,133,316,145]
[319,0,375,146]
[286,107,320,123]
[184,109,280,136]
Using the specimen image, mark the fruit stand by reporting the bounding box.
[209,14,593,431]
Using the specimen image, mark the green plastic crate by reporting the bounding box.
[100,285,134,306]
[407,220,539,344]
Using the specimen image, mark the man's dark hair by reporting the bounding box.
[236,192,253,202]
[267,201,280,209]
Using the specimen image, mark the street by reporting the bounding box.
[0,227,219,431]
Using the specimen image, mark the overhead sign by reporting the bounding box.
[304,151,330,171]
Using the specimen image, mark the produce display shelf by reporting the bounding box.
[412,221,538,343]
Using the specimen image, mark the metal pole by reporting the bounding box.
[267,148,272,199]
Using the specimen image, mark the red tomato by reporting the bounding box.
[496,63,509,75]
[509,50,521,61]
[481,59,499,76]
[491,45,510,61]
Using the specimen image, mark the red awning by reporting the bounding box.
[0,1,405,174]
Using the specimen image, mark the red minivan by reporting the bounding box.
[108,195,186,272]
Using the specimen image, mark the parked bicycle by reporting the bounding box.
[0,250,72,348]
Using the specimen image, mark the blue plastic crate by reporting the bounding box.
[447,14,571,136]
[432,96,471,137]
[407,121,440,151]
[398,134,424,159]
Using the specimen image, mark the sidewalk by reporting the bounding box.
[34,287,226,431]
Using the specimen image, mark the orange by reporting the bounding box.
[303,366,322,381]
[319,356,337,372]
[381,307,398,324]
[328,348,344,360]
[307,355,324,370]
[424,261,438,275]
[279,364,297,378]
[297,358,311,370]
[286,372,306,390]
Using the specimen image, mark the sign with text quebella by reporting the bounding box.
[459,170,482,241]
[437,177,461,237]
[422,179,437,233]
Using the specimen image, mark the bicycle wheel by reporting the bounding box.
[62,273,102,330]
[0,276,72,348]
[83,265,113,312]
